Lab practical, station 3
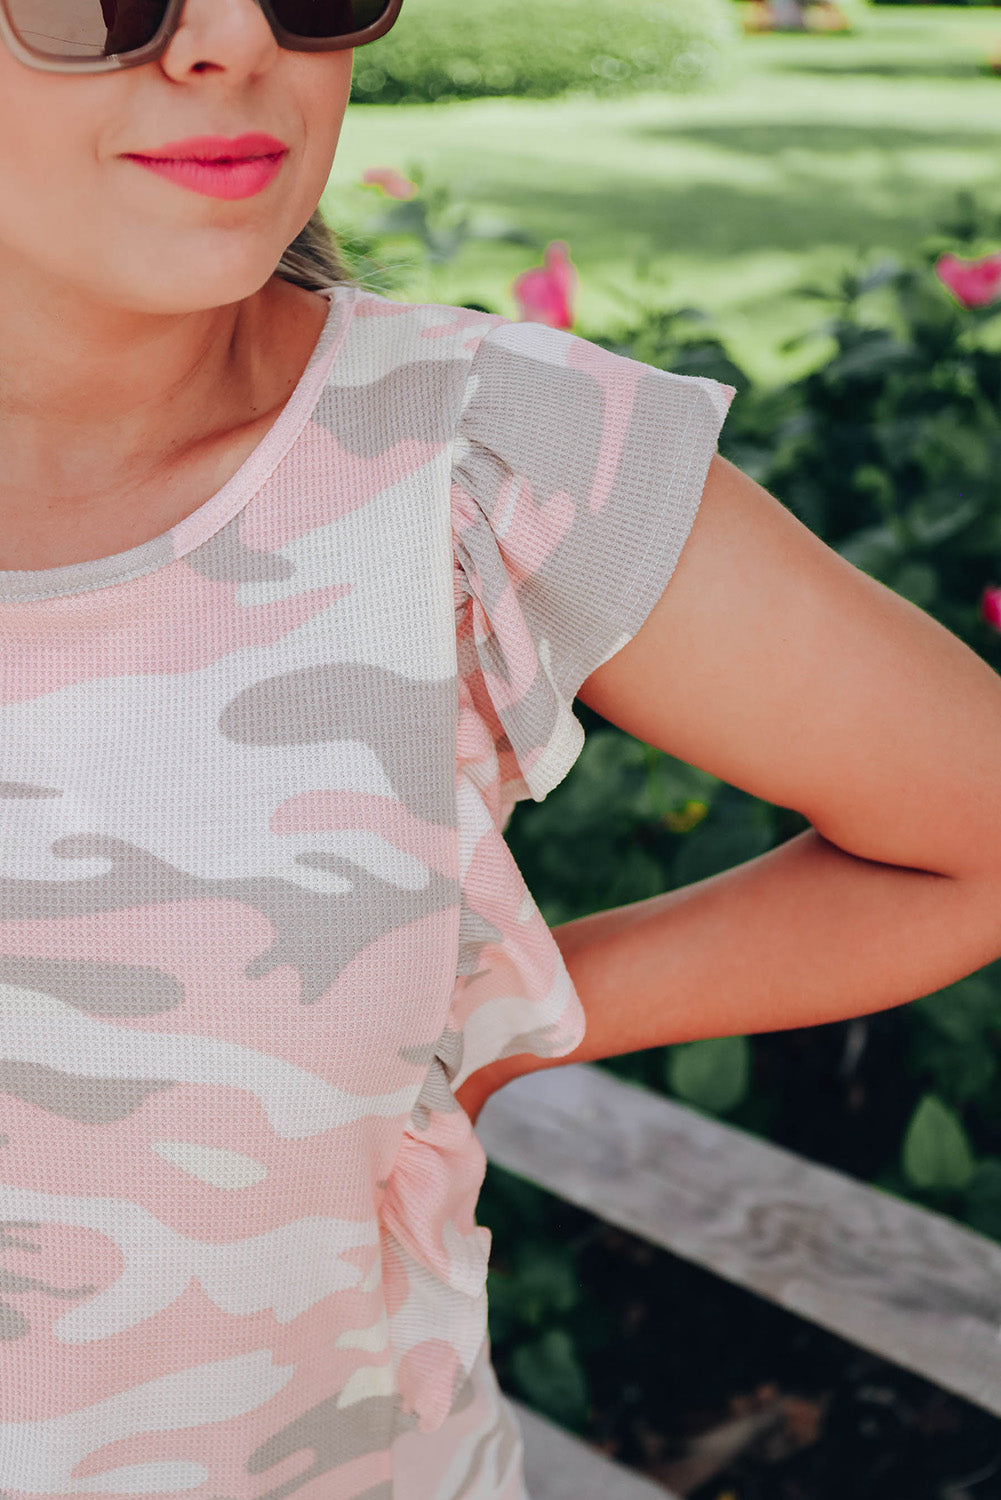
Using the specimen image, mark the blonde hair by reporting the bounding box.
[274,206,358,292]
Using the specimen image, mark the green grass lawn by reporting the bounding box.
[323,5,1001,387]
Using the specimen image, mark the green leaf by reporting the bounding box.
[365,198,429,238]
[906,976,1000,1105]
[824,331,917,382]
[911,974,1001,1041]
[510,1329,589,1427]
[836,522,904,577]
[672,795,774,886]
[963,1158,1001,1240]
[666,1035,751,1115]
[855,257,903,297]
[639,747,720,825]
[906,494,982,548]
[480,1163,555,1233]
[901,1093,976,1191]
[952,504,1001,555]
[509,1242,581,1324]
[426,225,466,264]
[467,221,538,248]
[887,561,938,609]
[485,1271,523,1345]
[907,1031,997,1106]
[852,463,897,519]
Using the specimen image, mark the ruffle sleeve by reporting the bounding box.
[451,319,736,808]
[375,318,738,1438]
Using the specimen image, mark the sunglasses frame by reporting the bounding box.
[0,0,402,71]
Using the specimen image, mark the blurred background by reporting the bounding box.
[322,5,1001,1496]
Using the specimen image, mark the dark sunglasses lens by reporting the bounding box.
[269,0,389,38]
[5,0,167,59]
[4,0,389,61]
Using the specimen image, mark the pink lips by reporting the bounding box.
[123,132,289,200]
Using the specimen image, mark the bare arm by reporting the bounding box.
[580,454,1001,880]
[455,455,1001,1122]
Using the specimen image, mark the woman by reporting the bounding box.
[0,0,999,1494]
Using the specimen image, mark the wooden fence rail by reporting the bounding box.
[475,1062,1001,1497]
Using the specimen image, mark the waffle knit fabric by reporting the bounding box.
[0,285,734,1499]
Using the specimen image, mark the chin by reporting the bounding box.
[108,249,284,317]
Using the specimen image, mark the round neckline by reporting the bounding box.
[0,282,357,606]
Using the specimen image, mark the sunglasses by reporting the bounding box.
[0,0,403,71]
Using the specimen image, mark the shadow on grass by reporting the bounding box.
[475,169,974,266]
[765,56,993,80]
[632,119,1001,158]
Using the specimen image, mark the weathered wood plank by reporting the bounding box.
[477,1063,1001,1418]
[511,1397,680,1499]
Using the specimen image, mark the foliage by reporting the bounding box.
[668,1034,754,1114]
[352,163,537,270]
[350,0,737,106]
[327,3,1001,392]
[479,1170,605,1428]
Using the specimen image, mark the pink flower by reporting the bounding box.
[511,241,577,330]
[935,252,1001,309]
[980,585,1001,631]
[360,166,418,200]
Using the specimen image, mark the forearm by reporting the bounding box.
[455,827,1001,1121]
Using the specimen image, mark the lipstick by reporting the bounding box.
[122,133,289,201]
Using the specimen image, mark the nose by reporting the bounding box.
[153,0,283,78]
[158,0,282,74]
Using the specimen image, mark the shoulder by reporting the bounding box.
[342,287,509,361]
[301,290,521,448]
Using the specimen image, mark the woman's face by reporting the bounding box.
[0,0,354,316]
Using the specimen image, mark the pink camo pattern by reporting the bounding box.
[0,285,733,1499]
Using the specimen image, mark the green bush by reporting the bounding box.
[350,0,737,105]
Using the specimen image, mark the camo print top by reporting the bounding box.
[0,285,734,1499]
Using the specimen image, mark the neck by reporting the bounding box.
[0,269,278,500]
